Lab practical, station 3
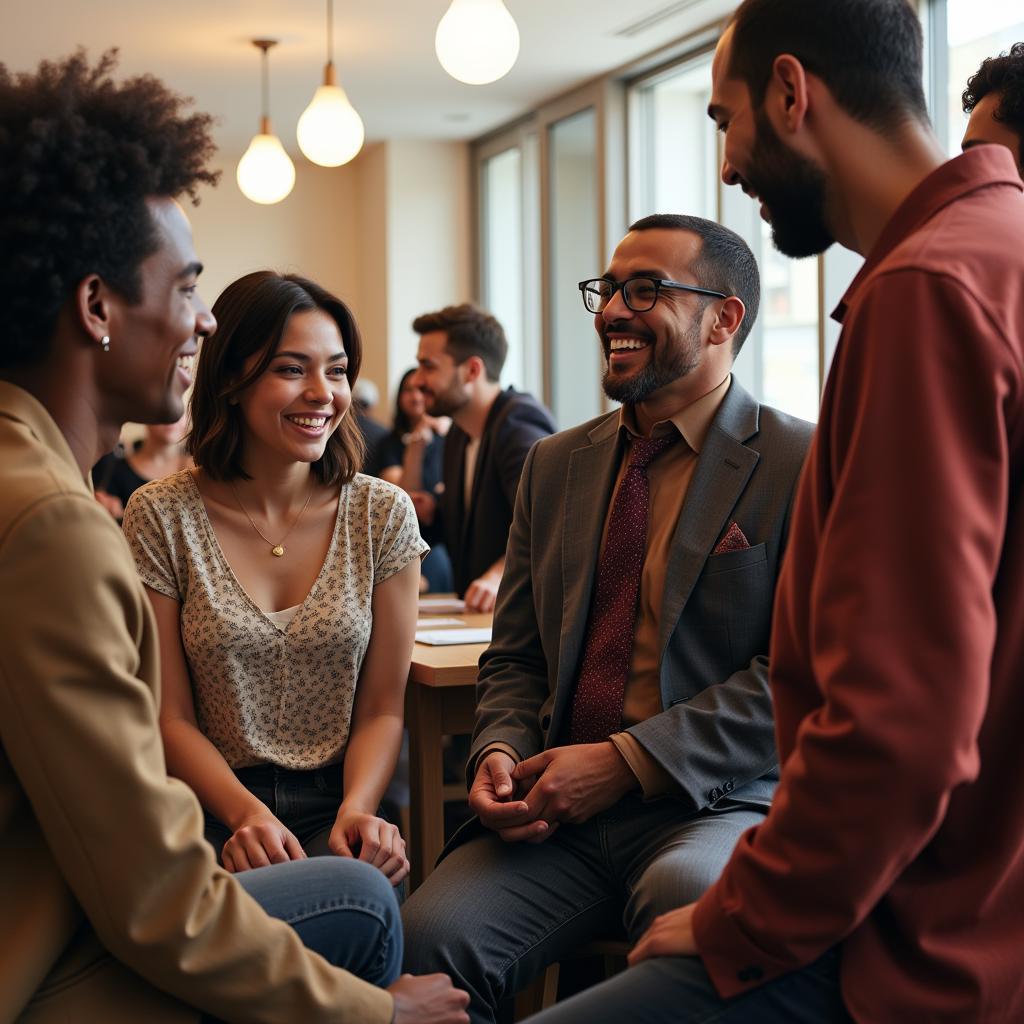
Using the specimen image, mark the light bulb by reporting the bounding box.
[297,83,365,166]
[435,0,520,86]
[236,132,296,205]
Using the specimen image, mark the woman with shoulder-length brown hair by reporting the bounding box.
[123,269,427,887]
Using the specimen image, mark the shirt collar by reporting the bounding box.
[0,380,91,491]
[833,146,1024,324]
[618,373,732,455]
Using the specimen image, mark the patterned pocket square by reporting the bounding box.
[713,521,750,555]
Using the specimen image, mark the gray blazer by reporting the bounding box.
[470,379,814,814]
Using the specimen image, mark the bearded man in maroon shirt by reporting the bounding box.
[526,1,1024,1023]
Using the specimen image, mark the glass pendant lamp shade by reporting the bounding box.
[298,1,365,167]
[237,121,296,204]
[237,40,295,205]
[435,0,520,85]
[297,68,365,166]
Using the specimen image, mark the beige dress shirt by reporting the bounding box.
[607,376,731,795]
[0,382,393,1023]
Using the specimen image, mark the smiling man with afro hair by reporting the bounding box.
[0,50,218,369]
[0,51,468,1024]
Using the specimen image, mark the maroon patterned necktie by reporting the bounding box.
[568,432,677,745]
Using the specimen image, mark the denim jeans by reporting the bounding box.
[204,764,345,859]
[205,763,407,903]
[523,948,851,1024]
[235,856,403,985]
[200,857,402,1023]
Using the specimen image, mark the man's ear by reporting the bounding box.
[707,296,746,349]
[461,354,486,384]
[74,274,116,349]
[769,53,811,134]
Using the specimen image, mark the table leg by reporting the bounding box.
[407,682,444,892]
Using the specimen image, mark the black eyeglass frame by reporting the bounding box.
[577,276,728,314]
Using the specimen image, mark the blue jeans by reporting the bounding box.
[204,764,345,859]
[523,948,851,1024]
[204,763,407,903]
[201,858,402,1022]
[235,856,403,986]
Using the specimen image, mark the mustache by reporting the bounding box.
[600,321,656,345]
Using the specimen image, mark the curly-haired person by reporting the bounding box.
[0,51,467,1024]
[963,41,1024,175]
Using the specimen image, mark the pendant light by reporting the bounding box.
[297,0,365,167]
[435,0,520,85]
[236,39,296,205]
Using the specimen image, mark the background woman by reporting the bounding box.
[93,410,191,520]
[378,366,452,593]
[123,270,425,888]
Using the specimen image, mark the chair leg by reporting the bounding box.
[603,951,627,980]
[514,941,624,1017]
[541,962,561,1009]
[514,966,550,1021]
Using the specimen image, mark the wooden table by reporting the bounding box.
[406,610,491,891]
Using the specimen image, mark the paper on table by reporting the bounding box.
[416,617,464,627]
[418,596,467,614]
[415,627,492,646]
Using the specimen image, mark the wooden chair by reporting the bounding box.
[514,938,630,1019]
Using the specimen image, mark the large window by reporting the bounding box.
[943,0,1024,156]
[482,147,525,387]
[758,225,821,422]
[548,107,603,429]
[632,58,717,220]
[478,127,542,397]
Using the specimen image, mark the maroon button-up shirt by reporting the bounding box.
[693,146,1024,1022]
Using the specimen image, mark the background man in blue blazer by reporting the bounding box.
[403,214,814,1022]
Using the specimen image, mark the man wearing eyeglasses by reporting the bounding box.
[402,213,814,1023]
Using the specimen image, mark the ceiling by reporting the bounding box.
[0,0,734,158]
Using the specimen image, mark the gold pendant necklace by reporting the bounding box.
[230,480,314,557]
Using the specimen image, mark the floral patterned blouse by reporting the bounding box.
[123,470,427,770]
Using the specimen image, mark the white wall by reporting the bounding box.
[189,159,361,320]
[352,143,390,401]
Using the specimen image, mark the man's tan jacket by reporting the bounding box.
[0,382,393,1024]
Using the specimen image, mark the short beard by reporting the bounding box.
[425,384,469,417]
[601,315,701,405]
[750,107,833,258]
